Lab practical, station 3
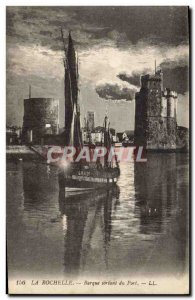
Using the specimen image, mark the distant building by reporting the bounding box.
[92,126,104,145]
[22,98,59,144]
[6,126,22,145]
[82,125,118,146]
[134,69,178,150]
[107,128,116,143]
[110,128,115,136]
[82,130,89,144]
[116,132,123,143]
[87,111,95,132]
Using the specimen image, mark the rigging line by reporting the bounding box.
[75,51,81,119]
[67,64,82,147]
[76,51,79,82]
[70,104,76,146]
[76,109,82,147]
[74,51,82,146]
[76,52,84,118]
[77,114,83,147]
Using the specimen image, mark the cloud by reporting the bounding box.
[160,57,188,69]
[160,59,189,94]
[6,6,189,53]
[117,69,150,86]
[65,6,189,46]
[39,30,52,37]
[96,83,136,101]
[117,56,189,94]
[7,44,63,79]
[118,72,140,86]
[6,6,189,130]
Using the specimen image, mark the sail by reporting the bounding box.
[63,32,82,147]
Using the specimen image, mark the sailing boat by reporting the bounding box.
[58,30,120,191]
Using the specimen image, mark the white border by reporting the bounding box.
[1,1,193,299]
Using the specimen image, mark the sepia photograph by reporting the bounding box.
[6,6,190,295]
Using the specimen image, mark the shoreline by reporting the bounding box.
[6,145,189,162]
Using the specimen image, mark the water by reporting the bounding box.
[6,153,189,280]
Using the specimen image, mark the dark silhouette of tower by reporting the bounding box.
[134,69,177,150]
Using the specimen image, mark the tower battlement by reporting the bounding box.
[141,70,163,90]
[163,88,177,98]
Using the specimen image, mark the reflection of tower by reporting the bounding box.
[134,154,177,234]
[22,162,58,209]
[134,153,188,275]
[59,186,119,277]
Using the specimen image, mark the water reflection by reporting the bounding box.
[23,162,58,209]
[6,153,189,278]
[58,186,120,277]
[134,154,177,234]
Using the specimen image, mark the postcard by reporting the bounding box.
[6,6,190,295]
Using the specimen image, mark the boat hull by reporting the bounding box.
[58,166,120,191]
[64,177,117,189]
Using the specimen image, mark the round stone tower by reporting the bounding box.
[22,98,59,144]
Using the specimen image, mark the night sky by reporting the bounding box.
[6,6,189,131]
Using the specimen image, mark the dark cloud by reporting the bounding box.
[118,60,189,95]
[162,66,189,94]
[6,7,77,51]
[40,30,52,37]
[160,60,189,94]
[6,6,189,51]
[160,58,188,69]
[96,83,136,101]
[66,6,189,46]
[118,69,150,86]
[6,6,189,129]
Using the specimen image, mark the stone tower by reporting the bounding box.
[134,69,177,150]
[87,111,95,132]
[22,98,59,144]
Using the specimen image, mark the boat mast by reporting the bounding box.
[75,51,83,148]
[103,115,111,168]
